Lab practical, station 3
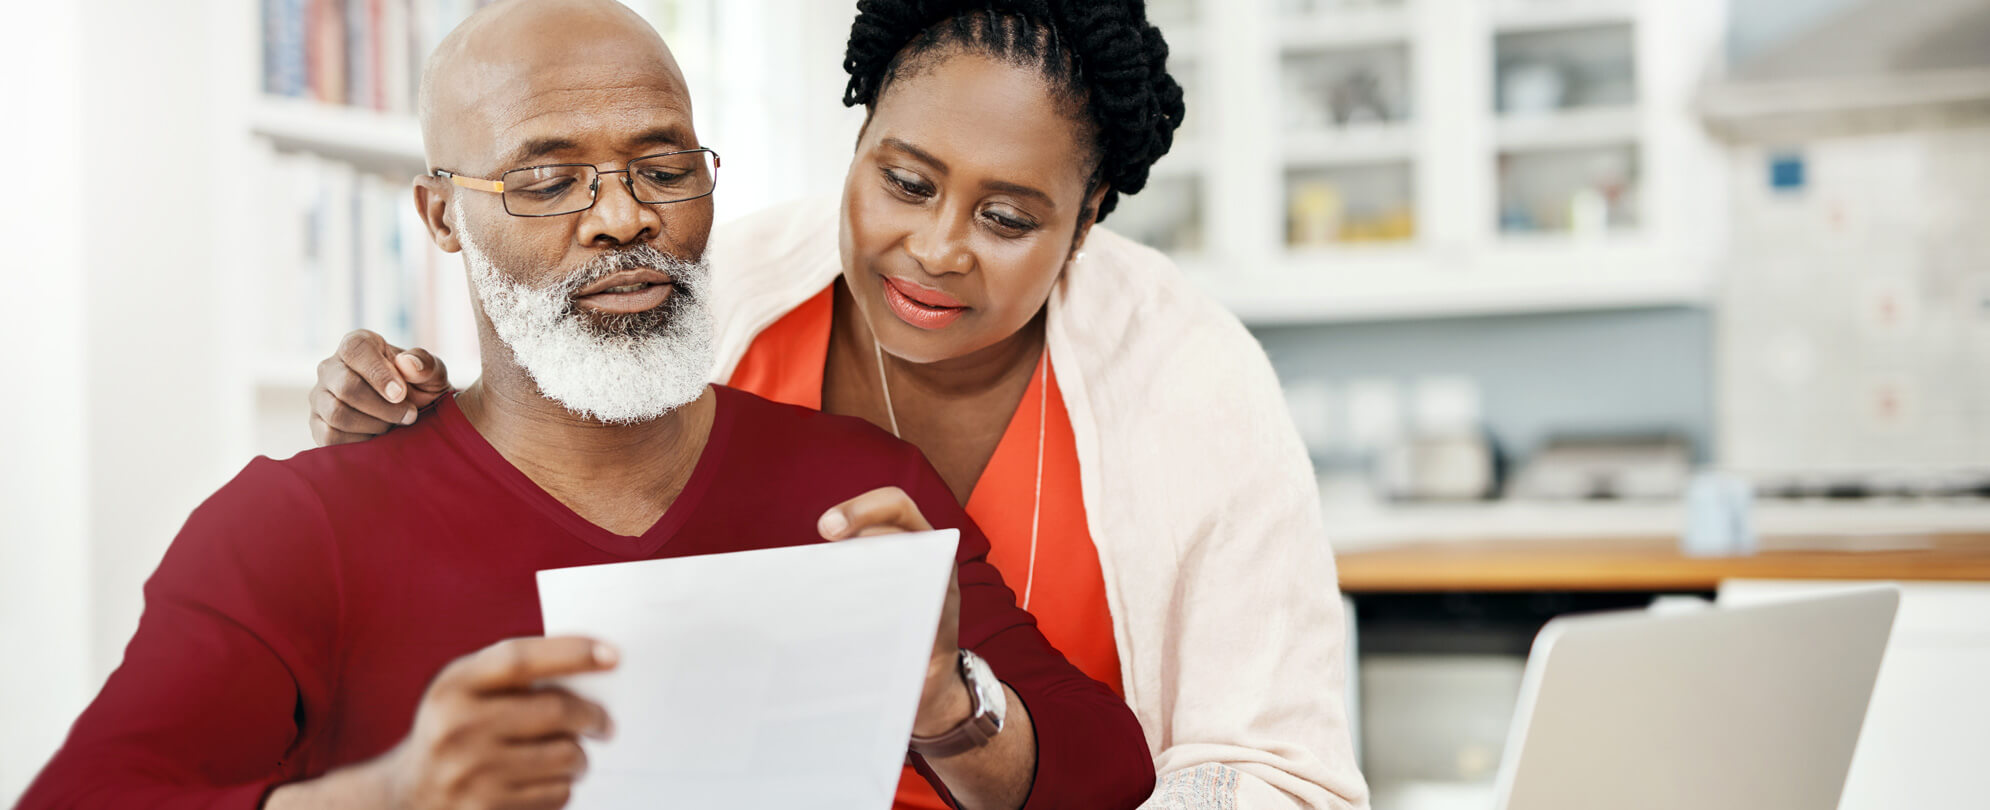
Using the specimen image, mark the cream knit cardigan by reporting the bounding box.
[706,197,1369,810]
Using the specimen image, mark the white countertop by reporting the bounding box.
[1324,496,1990,552]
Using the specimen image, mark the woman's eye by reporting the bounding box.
[984,210,1037,234]
[885,169,932,199]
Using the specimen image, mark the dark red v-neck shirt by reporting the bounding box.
[19,386,1153,809]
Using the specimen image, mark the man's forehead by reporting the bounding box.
[451,74,696,170]
[492,121,700,170]
[422,0,694,170]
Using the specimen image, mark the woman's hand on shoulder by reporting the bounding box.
[309,329,454,447]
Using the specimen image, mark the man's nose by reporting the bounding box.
[577,171,661,248]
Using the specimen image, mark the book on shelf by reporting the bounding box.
[259,145,479,372]
[261,0,490,114]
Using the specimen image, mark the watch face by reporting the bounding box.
[963,650,1006,729]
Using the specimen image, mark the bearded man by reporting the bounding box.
[15,2,1153,808]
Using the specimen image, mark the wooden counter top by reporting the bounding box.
[1336,533,1990,593]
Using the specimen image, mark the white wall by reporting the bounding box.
[696,0,864,222]
[0,2,93,801]
[627,0,865,221]
[0,1,235,802]
[78,0,237,680]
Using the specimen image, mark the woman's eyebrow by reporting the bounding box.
[982,179,1053,207]
[882,137,948,173]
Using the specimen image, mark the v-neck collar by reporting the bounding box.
[431,387,737,559]
[963,349,1051,513]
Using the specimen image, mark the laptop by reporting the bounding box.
[1493,587,1898,810]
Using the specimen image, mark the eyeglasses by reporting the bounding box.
[431,147,721,217]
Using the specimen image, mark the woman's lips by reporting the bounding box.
[574,282,674,314]
[880,275,966,330]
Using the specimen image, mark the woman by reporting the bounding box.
[309,1,1367,808]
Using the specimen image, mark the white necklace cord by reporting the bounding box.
[873,337,901,438]
[873,331,1048,610]
[1020,346,1048,610]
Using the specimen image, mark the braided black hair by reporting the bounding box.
[842,0,1185,223]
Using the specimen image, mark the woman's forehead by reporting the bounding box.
[869,52,1095,190]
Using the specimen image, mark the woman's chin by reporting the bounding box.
[877,322,975,365]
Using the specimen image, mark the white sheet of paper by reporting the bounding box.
[536,530,959,810]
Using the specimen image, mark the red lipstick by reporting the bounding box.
[880,275,966,330]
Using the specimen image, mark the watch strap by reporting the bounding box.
[908,651,1002,759]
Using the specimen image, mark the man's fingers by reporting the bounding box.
[817,486,933,541]
[310,414,375,448]
[493,688,613,742]
[447,636,619,693]
[336,329,413,405]
[311,387,398,435]
[497,778,576,810]
[393,348,454,395]
[318,356,418,427]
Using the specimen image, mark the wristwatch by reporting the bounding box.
[909,649,1007,759]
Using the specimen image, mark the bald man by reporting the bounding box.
[15,2,1153,809]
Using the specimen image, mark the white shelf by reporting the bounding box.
[1140,0,1727,328]
[1284,123,1417,167]
[1698,67,1990,144]
[1490,0,1636,34]
[1494,105,1639,152]
[249,97,426,170]
[1196,245,1708,325]
[1278,7,1413,50]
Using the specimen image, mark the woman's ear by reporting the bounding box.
[413,177,463,254]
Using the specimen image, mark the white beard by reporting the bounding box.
[456,213,715,424]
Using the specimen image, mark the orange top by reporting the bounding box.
[728,286,1122,810]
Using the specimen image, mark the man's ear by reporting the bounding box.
[1069,183,1111,260]
[413,176,463,254]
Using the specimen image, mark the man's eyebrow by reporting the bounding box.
[500,126,695,169]
[881,138,947,173]
[503,136,581,168]
[630,126,695,153]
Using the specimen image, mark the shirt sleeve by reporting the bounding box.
[1127,317,1368,810]
[893,450,1157,809]
[17,458,344,810]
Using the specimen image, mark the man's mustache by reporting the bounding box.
[552,246,699,299]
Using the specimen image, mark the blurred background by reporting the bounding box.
[2,0,1987,807]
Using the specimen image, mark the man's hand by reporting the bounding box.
[816,488,971,740]
[268,636,616,810]
[309,329,454,446]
